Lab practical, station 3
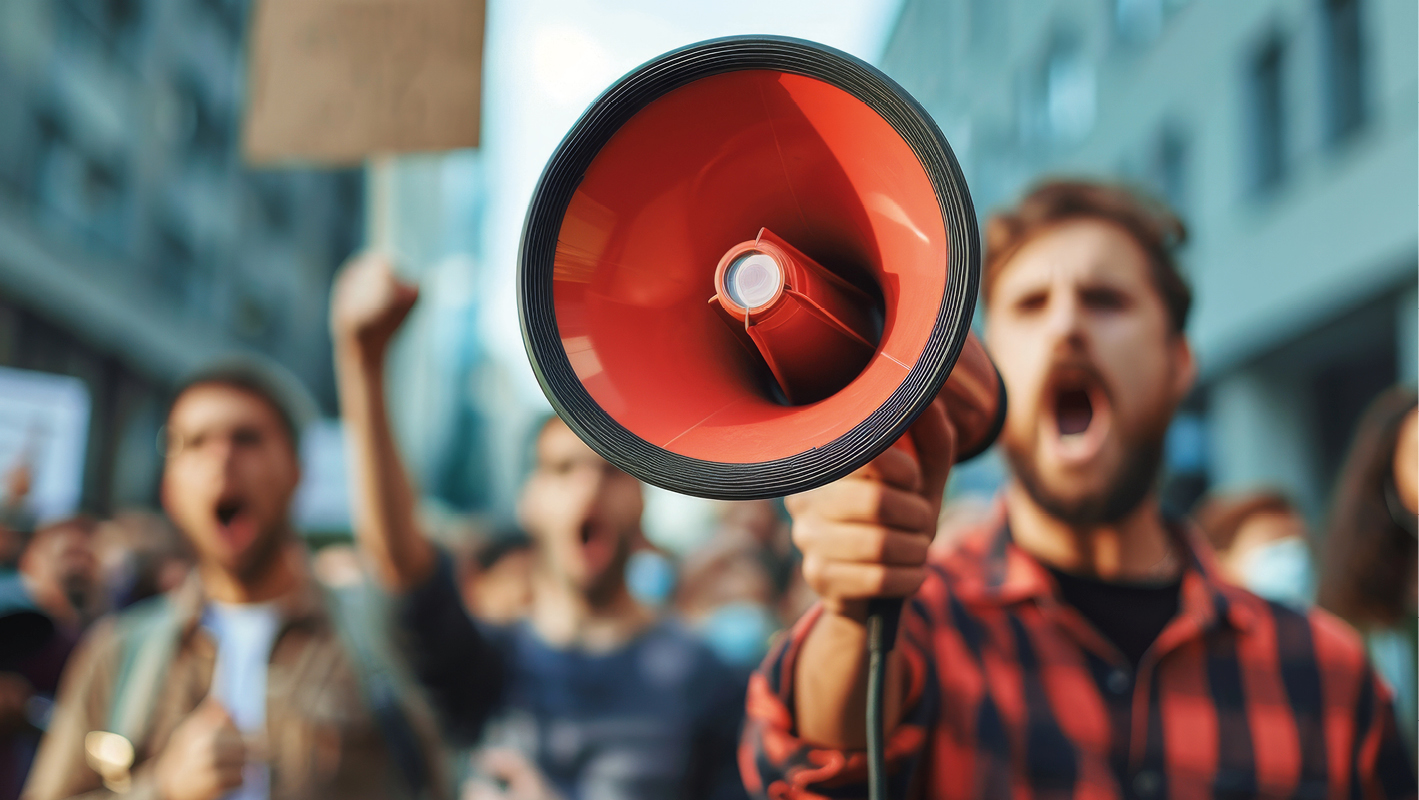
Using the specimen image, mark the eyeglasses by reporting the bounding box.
[157,425,270,460]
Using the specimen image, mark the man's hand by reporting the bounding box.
[153,699,246,800]
[788,399,956,620]
[463,748,564,800]
[788,399,955,749]
[330,252,419,360]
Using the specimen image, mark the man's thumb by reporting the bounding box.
[197,696,233,725]
[907,398,956,511]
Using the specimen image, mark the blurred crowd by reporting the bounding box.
[0,180,1413,800]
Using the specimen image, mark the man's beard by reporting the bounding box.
[1005,425,1167,528]
[230,525,289,585]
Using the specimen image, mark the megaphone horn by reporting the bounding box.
[519,35,1005,501]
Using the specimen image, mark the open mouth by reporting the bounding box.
[1055,387,1094,437]
[1045,369,1112,464]
[216,498,243,527]
[212,495,257,549]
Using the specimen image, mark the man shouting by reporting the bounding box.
[742,181,1415,799]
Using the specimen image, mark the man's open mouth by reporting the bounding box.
[213,495,258,549]
[1045,368,1112,463]
[216,498,244,527]
[1055,386,1094,437]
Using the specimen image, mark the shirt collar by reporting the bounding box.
[169,551,331,640]
[949,498,1253,633]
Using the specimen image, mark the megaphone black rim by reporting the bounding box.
[519,35,980,500]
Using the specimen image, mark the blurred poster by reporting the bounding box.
[0,366,90,523]
[293,419,351,535]
[243,0,486,165]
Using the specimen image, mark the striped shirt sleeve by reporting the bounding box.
[739,603,937,799]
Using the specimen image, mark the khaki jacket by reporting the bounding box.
[22,570,445,800]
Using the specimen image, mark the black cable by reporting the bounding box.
[865,598,902,800]
[866,609,890,800]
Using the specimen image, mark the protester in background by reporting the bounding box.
[93,510,192,613]
[674,527,778,671]
[1195,489,1315,608]
[332,254,747,800]
[461,531,535,625]
[24,361,446,800]
[0,574,57,800]
[0,516,104,797]
[1317,387,1419,749]
[743,180,1415,798]
[19,517,99,629]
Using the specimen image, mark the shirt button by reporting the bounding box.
[1132,769,1161,797]
[1107,668,1131,695]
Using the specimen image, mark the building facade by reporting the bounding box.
[880,0,1417,521]
[0,0,364,515]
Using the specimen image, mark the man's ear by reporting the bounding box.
[1171,334,1197,403]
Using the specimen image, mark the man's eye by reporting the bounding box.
[232,428,264,448]
[1014,292,1048,313]
[1081,288,1126,310]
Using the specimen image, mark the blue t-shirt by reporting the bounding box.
[397,555,748,800]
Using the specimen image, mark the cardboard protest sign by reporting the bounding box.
[243,0,485,165]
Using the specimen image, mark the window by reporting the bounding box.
[1321,0,1366,144]
[1247,34,1287,192]
[1114,0,1164,45]
[1151,124,1189,219]
[967,0,1006,53]
[1043,35,1096,144]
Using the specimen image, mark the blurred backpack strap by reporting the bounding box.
[106,594,181,744]
[323,584,433,799]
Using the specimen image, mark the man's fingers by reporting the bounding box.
[195,696,233,725]
[214,762,246,790]
[800,557,926,600]
[796,477,935,533]
[794,521,930,567]
[909,398,956,508]
[851,446,922,492]
[212,730,247,766]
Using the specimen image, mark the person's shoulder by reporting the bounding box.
[1297,604,1372,670]
[89,594,174,648]
[1228,588,1373,675]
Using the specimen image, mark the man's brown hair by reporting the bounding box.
[984,179,1193,333]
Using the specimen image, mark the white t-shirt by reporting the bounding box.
[204,601,281,800]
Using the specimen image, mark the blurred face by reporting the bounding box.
[517,420,643,598]
[985,220,1194,527]
[467,549,535,624]
[1394,407,1418,517]
[22,522,98,613]
[161,384,300,581]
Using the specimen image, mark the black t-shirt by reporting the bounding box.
[1046,567,1181,668]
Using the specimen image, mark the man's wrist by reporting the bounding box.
[334,336,387,372]
[821,598,870,624]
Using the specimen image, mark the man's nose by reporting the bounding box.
[1043,291,1087,344]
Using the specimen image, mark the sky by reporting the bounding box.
[474,0,906,403]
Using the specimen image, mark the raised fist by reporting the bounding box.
[330,252,419,358]
[153,698,246,800]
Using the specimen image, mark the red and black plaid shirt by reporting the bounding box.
[741,504,1416,799]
